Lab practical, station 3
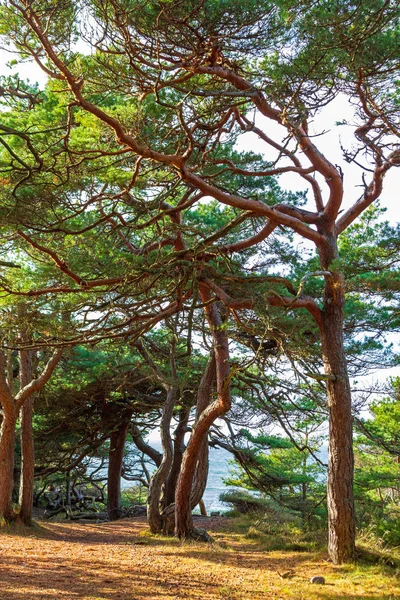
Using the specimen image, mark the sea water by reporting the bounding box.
[121,445,232,512]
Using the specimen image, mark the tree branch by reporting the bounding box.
[15,348,63,410]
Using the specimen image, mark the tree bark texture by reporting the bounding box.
[187,354,216,511]
[107,418,131,521]
[0,410,17,522]
[0,346,62,524]
[175,283,230,539]
[162,357,216,536]
[0,348,17,523]
[164,406,190,506]
[319,236,355,564]
[147,386,176,533]
[18,346,35,525]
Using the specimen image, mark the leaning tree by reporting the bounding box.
[2,0,400,562]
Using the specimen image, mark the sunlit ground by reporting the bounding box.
[0,517,399,600]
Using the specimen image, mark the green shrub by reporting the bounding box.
[120,485,147,507]
[219,489,270,514]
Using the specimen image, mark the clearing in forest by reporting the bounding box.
[0,517,399,600]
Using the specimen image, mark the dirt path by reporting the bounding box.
[0,517,398,599]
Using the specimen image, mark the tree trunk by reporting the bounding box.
[174,356,222,538]
[18,398,35,525]
[164,406,190,506]
[189,434,210,509]
[18,347,35,526]
[147,386,176,533]
[175,284,230,539]
[187,357,216,510]
[0,410,17,522]
[0,345,62,525]
[107,419,130,521]
[199,498,207,516]
[319,236,355,564]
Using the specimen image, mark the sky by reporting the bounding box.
[238,94,398,224]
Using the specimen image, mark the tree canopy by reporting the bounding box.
[0,0,398,565]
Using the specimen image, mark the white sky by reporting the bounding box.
[238,94,398,223]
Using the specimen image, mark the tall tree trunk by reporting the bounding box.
[164,406,190,506]
[0,410,17,522]
[107,418,131,521]
[187,356,216,511]
[18,346,35,526]
[147,386,176,533]
[175,284,230,539]
[320,236,355,564]
[190,438,210,508]
[161,361,215,536]
[0,347,62,525]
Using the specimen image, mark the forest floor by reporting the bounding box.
[0,516,399,600]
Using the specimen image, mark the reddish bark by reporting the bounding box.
[319,238,356,563]
[147,386,176,533]
[0,348,62,523]
[164,407,190,507]
[18,331,35,526]
[175,284,230,539]
[0,410,17,522]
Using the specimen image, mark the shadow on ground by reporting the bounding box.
[0,518,398,600]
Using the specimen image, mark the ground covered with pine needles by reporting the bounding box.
[0,517,399,600]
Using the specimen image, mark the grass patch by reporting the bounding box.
[227,513,326,553]
[137,527,181,546]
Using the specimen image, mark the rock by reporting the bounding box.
[188,527,215,543]
[127,505,147,517]
[310,576,325,585]
[210,511,221,516]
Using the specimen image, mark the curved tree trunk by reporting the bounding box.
[161,358,215,536]
[107,418,131,521]
[319,236,355,564]
[187,355,216,511]
[147,386,176,533]
[189,439,210,510]
[175,284,230,539]
[164,406,190,507]
[18,346,35,526]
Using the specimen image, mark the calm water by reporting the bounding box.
[120,445,232,512]
[198,446,232,512]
